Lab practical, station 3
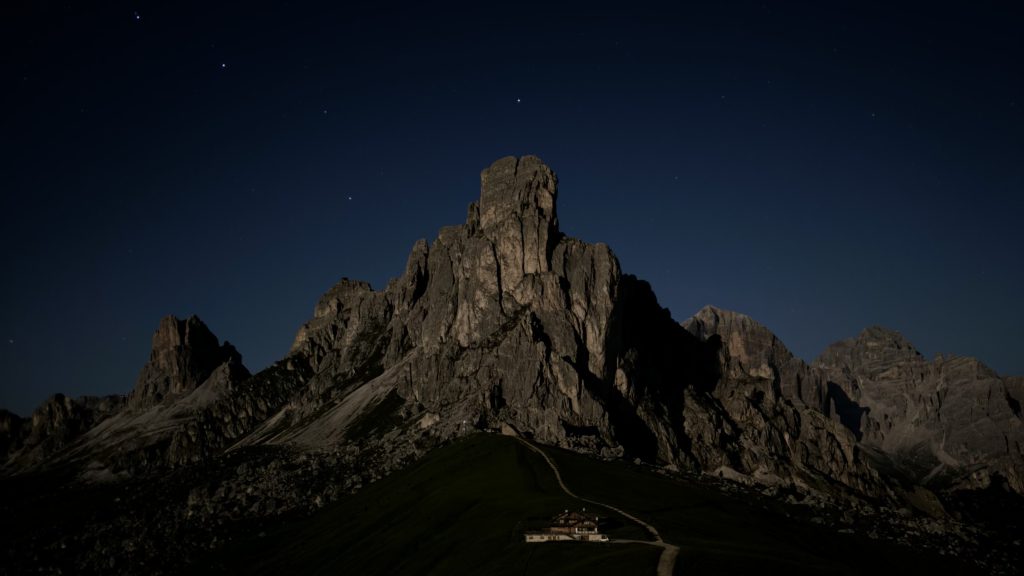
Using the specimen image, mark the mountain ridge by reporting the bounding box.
[2,155,1020,494]
[0,155,1021,574]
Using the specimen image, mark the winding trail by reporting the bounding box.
[515,437,680,576]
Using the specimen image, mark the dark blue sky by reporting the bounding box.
[2,1,1021,415]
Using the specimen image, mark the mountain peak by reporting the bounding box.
[465,155,563,295]
[129,315,247,409]
[690,304,747,323]
[854,325,919,355]
[477,155,558,232]
[685,305,781,345]
[683,304,800,382]
[814,325,922,376]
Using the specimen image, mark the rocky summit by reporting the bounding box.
[815,327,1024,493]
[1,156,1021,575]
[130,315,249,410]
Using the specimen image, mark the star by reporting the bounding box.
[347,196,353,201]
[220,63,227,69]
[516,98,521,103]
[133,11,141,21]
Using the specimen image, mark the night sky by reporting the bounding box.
[2,2,1021,416]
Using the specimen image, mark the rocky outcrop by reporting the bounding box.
[815,327,1024,492]
[274,156,637,455]
[683,305,830,410]
[681,306,886,496]
[0,316,253,474]
[78,315,264,471]
[130,315,249,409]
[679,307,1024,500]
[1,394,125,470]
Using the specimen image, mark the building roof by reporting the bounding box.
[551,509,598,526]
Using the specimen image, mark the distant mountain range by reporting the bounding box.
[1,156,1021,574]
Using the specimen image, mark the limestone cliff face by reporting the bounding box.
[681,306,886,495]
[682,306,830,410]
[130,315,250,409]
[679,308,1024,497]
[815,328,1024,492]
[281,156,634,454]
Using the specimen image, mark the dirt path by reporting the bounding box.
[515,437,680,576]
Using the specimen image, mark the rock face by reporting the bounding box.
[1,315,253,472]
[277,156,646,455]
[679,307,1024,497]
[815,327,1024,492]
[681,306,885,495]
[1,394,125,471]
[130,315,249,409]
[683,305,830,410]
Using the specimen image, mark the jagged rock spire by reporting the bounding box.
[475,156,561,294]
[129,315,248,409]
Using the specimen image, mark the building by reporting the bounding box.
[524,509,610,543]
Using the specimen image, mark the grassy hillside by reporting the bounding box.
[198,434,984,576]
[197,434,658,575]
[546,443,985,576]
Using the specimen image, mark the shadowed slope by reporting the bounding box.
[198,434,989,576]
[197,434,659,576]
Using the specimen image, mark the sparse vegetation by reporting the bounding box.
[197,434,659,575]
[196,434,992,575]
